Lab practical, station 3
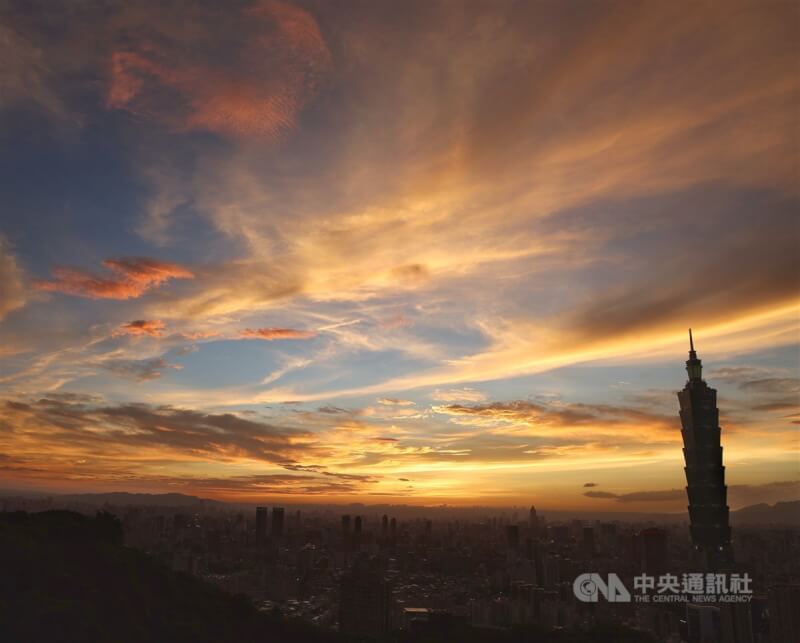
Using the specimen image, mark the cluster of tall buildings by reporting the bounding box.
[255,506,285,547]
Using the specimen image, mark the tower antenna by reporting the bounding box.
[689,328,694,353]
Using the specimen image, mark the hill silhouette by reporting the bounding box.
[731,500,800,527]
[0,510,338,643]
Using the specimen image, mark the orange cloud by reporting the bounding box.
[114,319,166,337]
[241,327,315,341]
[33,257,193,300]
[106,0,330,138]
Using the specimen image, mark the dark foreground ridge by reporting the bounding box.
[0,510,338,643]
[0,510,656,643]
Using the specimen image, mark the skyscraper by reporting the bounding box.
[271,507,285,540]
[339,556,391,637]
[529,505,538,535]
[640,527,669,576]
[256,506,268,548]
[677,330,733,570]
[342,514,351,537]
[506,524,520,552]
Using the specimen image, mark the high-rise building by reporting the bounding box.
[339,556,391,637]
[506,525,520,551]
[677,330,733,570]
[581,526,595,558]
[381,514,388,538]
[342,514,351,537]
[255,506,268,548]
[529,506,537,534]
[354,515,362,536]
[768,584,800,643]
[640,527,669,576]
[552,525,569,544]
[271,507,285,539]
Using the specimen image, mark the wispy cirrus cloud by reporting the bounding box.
[434,400,677,439]
[241,327,316,341]
[1,0,798,505]
[100,357,182,382]
[430,388,487,403]
[739,378,800,395]
[33,257,193,300]
[378,398,416,406]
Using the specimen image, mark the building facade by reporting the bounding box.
[677,330,733,570]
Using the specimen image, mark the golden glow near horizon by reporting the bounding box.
[0,0,798,510]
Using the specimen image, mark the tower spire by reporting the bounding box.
[686,328,702,381]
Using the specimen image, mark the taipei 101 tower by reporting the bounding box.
[677,330,734,570]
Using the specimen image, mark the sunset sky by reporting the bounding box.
[0,0,797,510]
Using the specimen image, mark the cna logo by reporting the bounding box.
[573,573,632,603]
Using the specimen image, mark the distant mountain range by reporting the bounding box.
[2,490,797,525]
[730,500,800,527]
[58,492,224,507]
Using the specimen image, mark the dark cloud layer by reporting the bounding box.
[557,190,800,349]
[1,397,307,464]
[585,481,800,508]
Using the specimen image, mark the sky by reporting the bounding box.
[0,0,798,511]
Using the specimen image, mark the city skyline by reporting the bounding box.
[1,0,798,509]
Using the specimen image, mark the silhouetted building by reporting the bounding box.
[640,527,668,575]
[354,515,362,536]
[677,330,733,570]
[342,514,351,537]
[581,526,595,558]
[256,506,268,548]
[719,603,754,643]
[529,505,538,535]
[552,525,569,544]
[600,522,617,548]
[506,525,520,551]
[389,517,397,539]
[381,514,388,538]
[768,584,800,643]
[271,507,285,539]
[686,604,720,643]
[339,556,391,637]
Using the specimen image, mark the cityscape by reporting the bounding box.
[1,0,798,642]
[2,340,799,641]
